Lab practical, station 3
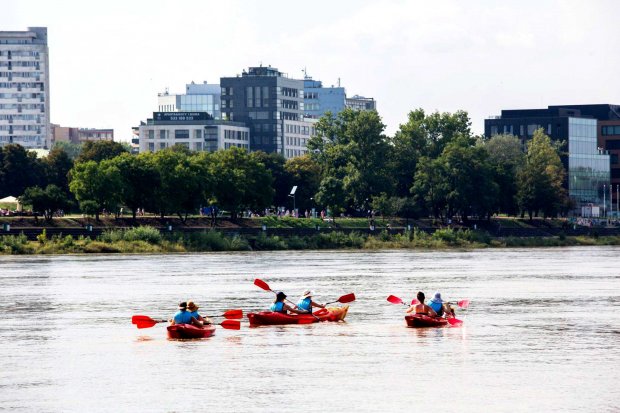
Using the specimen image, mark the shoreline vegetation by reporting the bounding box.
[1,222,619,255]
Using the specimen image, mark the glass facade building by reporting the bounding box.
[157,81,221,120]
[568,118,610,212]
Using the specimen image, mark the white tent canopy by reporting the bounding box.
[0,196,18,203]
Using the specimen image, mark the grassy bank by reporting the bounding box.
[1,226,620,255]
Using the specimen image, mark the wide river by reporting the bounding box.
[1,247,619,412]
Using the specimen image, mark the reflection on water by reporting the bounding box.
[0,247,619,412]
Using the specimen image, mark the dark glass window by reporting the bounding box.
[175,129,189,139]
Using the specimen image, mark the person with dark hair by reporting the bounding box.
[406,291,437,317]
[270,292,308,315]
[170,302,194,325]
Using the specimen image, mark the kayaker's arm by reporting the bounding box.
[311,300,325,309]
[284,303,309,315]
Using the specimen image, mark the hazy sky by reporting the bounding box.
[3,0,620,140]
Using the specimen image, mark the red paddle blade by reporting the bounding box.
[220,320,241,330]
[337,293,356,304]
[222,309,243,319]
[254,278,271,291]
[136,320,158,329]
[457,300,470,309]
[387,295,404,305]
[132,315,155,324]
[447,318,463,327]
[411,299,420,305]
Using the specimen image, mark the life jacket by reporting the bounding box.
[297,297,312,313]
[428,301,444,317]
[270,301,285,313]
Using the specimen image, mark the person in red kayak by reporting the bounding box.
[170,301,195,325]
[406,291,437,317]
[427,291,456,318]
[296,290,325,314]
[270,291,308,314]
[187,301,212,327]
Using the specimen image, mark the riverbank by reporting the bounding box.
[1,225,619,254]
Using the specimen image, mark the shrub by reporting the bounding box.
[0,233,31,254]
[254,233,288,250]
[123,226,163,244]
[432,228,458,244]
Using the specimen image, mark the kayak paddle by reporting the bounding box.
[132,313,243,330]
[132,309,242,324]
[254,278,320,320]
[325,293,356,305]
[387,295,409,306]
[457,300,470,309]
[447,317,463,326]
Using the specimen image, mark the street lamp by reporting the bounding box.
[288,186,297,216]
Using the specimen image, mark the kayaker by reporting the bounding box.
[187,301,212,327]
[296,290,325,314]
[170,301,194,325]
[427,291,455,318]
[406,291,437,317]
[270,291,308,315]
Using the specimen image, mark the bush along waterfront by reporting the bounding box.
[2,226,620,255]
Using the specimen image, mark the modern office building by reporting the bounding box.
[303,74,377,119]
[221,65,315,157]
[303,78,345,119]
[485,106,611,215]
[138,111,249,153]
[0,27,50,149]
[345,95,376,111]
[157,81,221,120]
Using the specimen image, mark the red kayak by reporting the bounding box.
[167,324,216,339]
[405,314,449,328]
[248,306,349,326]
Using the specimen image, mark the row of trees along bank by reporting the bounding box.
[0,108,568,222]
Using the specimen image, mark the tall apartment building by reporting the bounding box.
[220,65,314,157]
[485,106,612,215]
[0,27,50,149]
[157,81,221,120]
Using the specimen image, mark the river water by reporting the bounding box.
[1,247,619,412]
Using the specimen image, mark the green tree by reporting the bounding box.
[0,144,44,197]
[484,134,524,216]
[20,184,70,221]
[76,141,129,163]
[315,176,347,222]
[43,146,74,195]
[152,149,212,222]
[308,108,394,210]
[284,155,321,212]
[411,156,449,218]
[52,141,82,160]
[517,129,567,219]
[109,152,161,219]
[69,160,123,220]
[441,137,498,220]
[211,147,273,220]
[251,151,291,207]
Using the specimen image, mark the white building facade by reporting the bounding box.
[0,27,50,149]
[139,112,249,153]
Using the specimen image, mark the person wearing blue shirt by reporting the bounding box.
[270,292,307,314]
[296,290,325,315]
[171,302,195,325]
[187,301,212,326]
[427,291,455,318]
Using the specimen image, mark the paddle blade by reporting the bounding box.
[220,320,241,330]
[254,278,271,292]
[457,300,470,309]
[136,320,158,329]
[222,309,243,319]
[411,299,419,305]
[447,318,463,327]
[132,315,155,325]
[387,295,405,305]
[337,293,356,304]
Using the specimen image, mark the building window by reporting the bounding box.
[148,130,154,139]
[160,130,166,139]
[246,86,253,108]
[195,129,202,139]
[175,129,189,139]
[148,142,155,152]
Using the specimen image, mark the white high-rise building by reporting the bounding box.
[0,27,50,149]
